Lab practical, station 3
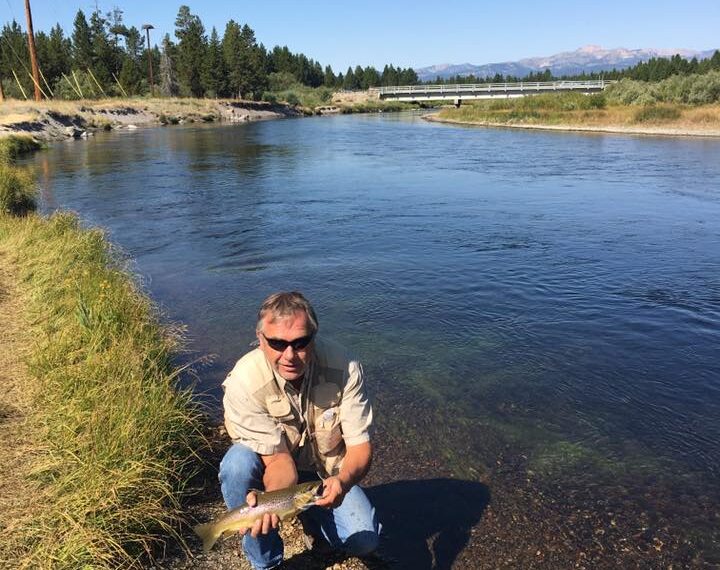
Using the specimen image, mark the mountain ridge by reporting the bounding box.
[415,45,719,81]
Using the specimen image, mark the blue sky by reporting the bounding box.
[2,0,719,71]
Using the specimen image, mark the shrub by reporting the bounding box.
[261,91,278,104]
[284,91,300,106]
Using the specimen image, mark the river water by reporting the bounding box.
[31,113,720,563]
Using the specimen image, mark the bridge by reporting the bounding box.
[377,80,612,105]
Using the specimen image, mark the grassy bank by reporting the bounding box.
[434,91,720,135]
[0,136,207,568]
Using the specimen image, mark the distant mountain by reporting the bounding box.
[415,45,719,81]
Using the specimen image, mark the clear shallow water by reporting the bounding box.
[32,113,720,541]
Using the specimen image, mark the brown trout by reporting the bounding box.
[193,480,323,552]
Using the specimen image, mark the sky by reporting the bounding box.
[2,0,719,72]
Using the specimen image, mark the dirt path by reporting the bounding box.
[0,249,39,563]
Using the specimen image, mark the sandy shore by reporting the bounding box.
[424,112,720,138]
[0,98,299,141]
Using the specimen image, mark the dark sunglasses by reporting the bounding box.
[261,332,314,352]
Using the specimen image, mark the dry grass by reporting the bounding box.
[435,99,720,136]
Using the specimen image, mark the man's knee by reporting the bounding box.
[219,443,262,482]
[343,529,379,556]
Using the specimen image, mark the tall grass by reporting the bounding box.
[0,209,207,568]
[0,135,41,215]
[437,92,607,124]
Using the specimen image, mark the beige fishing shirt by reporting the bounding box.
[222,336,373,474]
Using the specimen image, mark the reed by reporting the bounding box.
[0,209,207,568]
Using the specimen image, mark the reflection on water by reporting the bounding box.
[32,114,720,557]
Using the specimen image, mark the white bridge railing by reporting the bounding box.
[378,80,613,100]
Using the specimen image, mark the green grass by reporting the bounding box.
[438,92,607,124]
[0,209,208,568]
[339,100,413,114]
[0,134,42,162]
[0,135,42,215]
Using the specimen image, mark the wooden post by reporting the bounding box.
[24,0,42,101]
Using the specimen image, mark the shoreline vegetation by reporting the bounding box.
[0,135,208,567]
[427,76,720,137]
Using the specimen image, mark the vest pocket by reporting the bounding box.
[314,406,343,454]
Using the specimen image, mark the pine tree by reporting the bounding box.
[202,27,227,98]
[118,26,144,95]
[71,10,93,71]
[323,65,336,88]
[174,5,206,97]
[89,10,118,89]
[159,34,179,97]
[0,21,30,98]
[343,66,358,90]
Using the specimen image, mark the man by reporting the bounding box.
[220,291,380,569]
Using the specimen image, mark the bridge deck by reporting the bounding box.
[378,80,612,101]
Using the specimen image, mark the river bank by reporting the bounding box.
[4,113,719,568]
[0,98,299,141]
[426,100,720,137]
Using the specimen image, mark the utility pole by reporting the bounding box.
[24,0,42,101]
[142,24,155,97]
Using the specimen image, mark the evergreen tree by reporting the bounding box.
[343,66,358,90]
[323,65,336,88]
[117,26,144,95]
[89,10,117,89]
[222,21,265,99]
[159,34,179,97]
[0,21,30,97]
[202,27,227,97]
[362,66,380,88]
[71,10,93,71]
[174,5,206,97]
[34,25,72,93]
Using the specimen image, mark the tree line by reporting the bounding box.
[0,4,419,100]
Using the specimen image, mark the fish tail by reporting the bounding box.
[193,521,222,553]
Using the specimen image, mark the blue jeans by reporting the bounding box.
[219,443,381,570]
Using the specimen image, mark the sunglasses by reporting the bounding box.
[261,332,314,352]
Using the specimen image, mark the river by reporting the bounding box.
[31,112,720,566]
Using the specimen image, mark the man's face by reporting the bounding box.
[257,310,314,382]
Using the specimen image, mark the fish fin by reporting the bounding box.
[193,522,221,553]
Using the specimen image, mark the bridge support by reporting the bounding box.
[454,98,461,108]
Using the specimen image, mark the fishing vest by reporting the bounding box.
[226,337,351,478]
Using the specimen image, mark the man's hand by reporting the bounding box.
[238,490,281,538]
[314,476,347,509]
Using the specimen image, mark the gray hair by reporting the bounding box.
[256,291,319,334]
